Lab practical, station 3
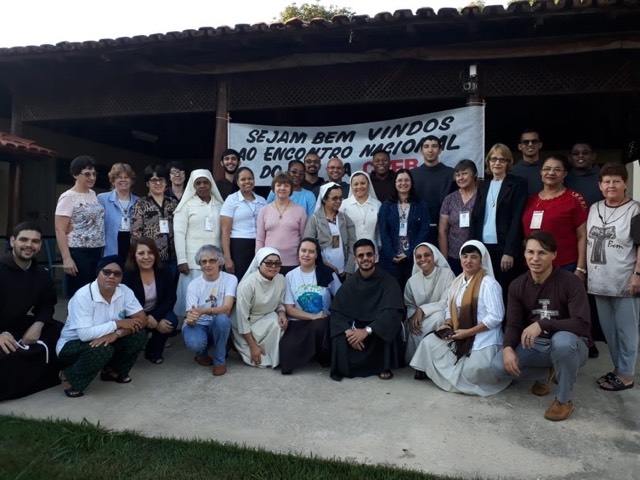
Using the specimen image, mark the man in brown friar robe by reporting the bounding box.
[330,238,404,381]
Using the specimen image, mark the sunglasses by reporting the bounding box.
[262,260,282,268]
[101,268,123,278]
[356,252,375,259]
[489,157,509,164]
[520,139,540,145]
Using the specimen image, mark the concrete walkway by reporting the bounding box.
[1,304,638,479]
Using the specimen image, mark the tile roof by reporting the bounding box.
[0,0,636,57]
[0,132,56,157]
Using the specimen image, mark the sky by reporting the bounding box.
[0,0,507,48]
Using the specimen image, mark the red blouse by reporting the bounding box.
[522,189,588,267]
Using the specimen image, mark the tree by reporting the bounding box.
[277,1,355,22]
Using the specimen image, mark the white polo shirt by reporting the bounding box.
[220,191,267,238]
[56,281,143,354]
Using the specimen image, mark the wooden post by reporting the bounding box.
[8,95,24,230]
[212,78,229,181]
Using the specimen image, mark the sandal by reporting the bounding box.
[145,354,164,365]
[100,371,132,383]
[60,372,84,398]
[378,370,394,380]
[599,376,634,391]
[596,371,616,386]
[414,370,428,381]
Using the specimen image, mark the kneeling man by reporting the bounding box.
[0,222,63,401]
[492,231,590,421]
[330,238,404,381]
[56,255,147,397]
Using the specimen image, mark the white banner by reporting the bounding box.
[229,106,485,186]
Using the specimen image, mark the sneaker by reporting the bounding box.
[544,399,574,421]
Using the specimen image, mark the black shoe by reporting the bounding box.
[589,345,600,358]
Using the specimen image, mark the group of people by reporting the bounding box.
[1,131,638,423]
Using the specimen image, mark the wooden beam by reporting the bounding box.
[212,78,229,181]
[9,95,23,229]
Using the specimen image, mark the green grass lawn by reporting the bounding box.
[0,415,468,480]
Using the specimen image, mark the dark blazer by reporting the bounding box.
[469,174,527,258]
[123,266,177,320]
[378,199,430,271]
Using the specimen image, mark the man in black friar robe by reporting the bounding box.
[0,221,62,401]
[330,238,404,381]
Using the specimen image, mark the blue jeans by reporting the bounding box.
[595,295,639,376]
[145,311,179,359]
[491,332,588,403]
[182,314,231,365]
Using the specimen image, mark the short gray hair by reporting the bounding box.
[194,244,224,266]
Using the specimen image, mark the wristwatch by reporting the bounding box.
[114,329,124,338]
[365,326,373,335]
[634,271,640,276]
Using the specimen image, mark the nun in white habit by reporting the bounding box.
[404,242,456,364]
[174,169,224,315]
[340,171,381,250]
[410,240,510,396]
[232,247,288,368]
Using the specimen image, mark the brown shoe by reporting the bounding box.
[212,365,227,376]
[194,355,213,366]
[544,399,574,421]
[531,366,555,396]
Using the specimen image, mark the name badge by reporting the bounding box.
[120,217,130,231]
[530,211,544,230]
[331,235,340,249]
[205,216,214,231]
[159,218,170,234]
[399,221,408,237]
[459,211,470,228]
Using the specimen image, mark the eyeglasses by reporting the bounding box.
[521,139,540,145]
[80,171,97,178]
[199,258,219,265]
[169,170,185,177]
[327,196,343,202]
[356,252,375,259]
[262,260,282,268]
[541,167,565,174]
[489,157,509,164]
[305,159,320,164]
[101,268,123,278]
[148,178,166,184]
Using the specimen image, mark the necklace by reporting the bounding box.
[117,197,131,215]
[489,179,502,207]
[597,198,632,225]
[274,201,290,219]
[398,201,409,221]
[354,200,370,226]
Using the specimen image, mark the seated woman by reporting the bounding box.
[183,245,237,376]
[304,183,357,281]
[410,240,509,396]
[404,242,456,370]
[280,238,342,374]
[123,237,178,365]
[232,247,287,368]
[56,256,147,398]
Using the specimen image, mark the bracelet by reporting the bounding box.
[575,267,587,274]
